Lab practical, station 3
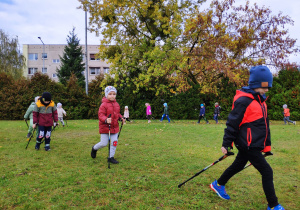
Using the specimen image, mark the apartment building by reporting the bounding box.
[22,44,110,82]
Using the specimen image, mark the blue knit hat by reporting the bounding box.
[163,103,167,106]
[200,104,204,107]
[248,65,273,89]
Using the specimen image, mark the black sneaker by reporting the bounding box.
[35,143,41,150]
[108,157,119,164]
[45,146,51,151]
[91,147,97,158]
[26,133,31,138]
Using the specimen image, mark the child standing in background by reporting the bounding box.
[145,103,152,123]
[57,103,67,127]
[283,104,296,125]
[160,103,170,123]
[24,96,40,137]
[197,104,209,124]
[123,106,130,123]
[213,102,221,124]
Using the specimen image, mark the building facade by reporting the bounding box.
[22,44,110,82]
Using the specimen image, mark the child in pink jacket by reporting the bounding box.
[145,103,152,123]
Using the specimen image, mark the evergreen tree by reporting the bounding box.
[57,27,85,88]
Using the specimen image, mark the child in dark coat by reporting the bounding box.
[213,102,221,124]
[197,104,209,124]
[210,65,284,210]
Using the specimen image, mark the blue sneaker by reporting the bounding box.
[210,180,230,200]
[267,204,285,210]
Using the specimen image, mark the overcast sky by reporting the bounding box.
[0,0,299,65]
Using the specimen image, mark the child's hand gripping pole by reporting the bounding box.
[178,151,234,188]
[107,114,111,169]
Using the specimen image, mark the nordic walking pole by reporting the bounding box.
[108,114,112,169]
[178,151,234,188]
[243,152,273,170]
[25,119,29,128]
[25,128,36,149]
[118,119,124,138]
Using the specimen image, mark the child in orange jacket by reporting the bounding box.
[283,104,296,125]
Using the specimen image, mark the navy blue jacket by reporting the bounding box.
[199,107,205,115]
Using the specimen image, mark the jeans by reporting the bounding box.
[283,116,294,124]
[213,114,219,123]
[160,114,170,122]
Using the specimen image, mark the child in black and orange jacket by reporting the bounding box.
[33,92,58,151]
[210,66,284,210]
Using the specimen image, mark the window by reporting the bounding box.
[90,54,100,60]
[52,59,60,63]
[52,73,57,78]
[42,68,47,74]
[90,67,100,75]
[28,53,38,60]
[103,67,110,74]
[42,53,47,59]
[28,68,38,75]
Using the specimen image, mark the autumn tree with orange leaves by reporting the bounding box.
[79,0,298,95]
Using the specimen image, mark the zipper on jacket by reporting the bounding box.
[258,96,268,149]
[247,127,252,149]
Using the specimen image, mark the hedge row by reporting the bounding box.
[0,69,299,121]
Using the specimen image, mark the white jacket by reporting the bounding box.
[57,107,66,118]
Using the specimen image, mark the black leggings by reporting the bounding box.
[217,149,278,208]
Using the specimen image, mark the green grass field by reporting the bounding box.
[0,120,299,209]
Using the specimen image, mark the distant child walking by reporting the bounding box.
[33,92,58,151]
[282,104,296,125]
[160,103,170,123]
[210,65,284,210]
[213,102,221,124]
[57,102,67,127]
[123,106,130,123]
[91,86,125,164]
[197,103,209,124]
[145,103,152,123]
[24,96,40,138]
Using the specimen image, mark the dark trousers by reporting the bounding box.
[217,149,278,208]
[36,126,52,146]
[197,115,208,123]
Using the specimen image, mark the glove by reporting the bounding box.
[264,151,273,156]
[54,122,58,127]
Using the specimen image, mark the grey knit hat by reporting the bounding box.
[104,86,117,97]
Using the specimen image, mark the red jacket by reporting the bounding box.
[98,97,123,134]
[223,89,271,152]
[283,108,290,117]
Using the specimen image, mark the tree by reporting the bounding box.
[0,29,25,79]
[79,0,298,95]
[57,27,85,88]
[79,0,204,95]
[176,0,299,94]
